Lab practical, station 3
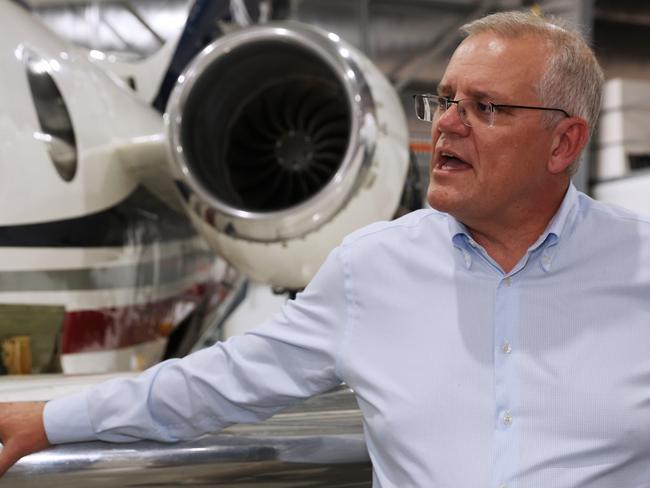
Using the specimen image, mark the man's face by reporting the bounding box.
[427,33,558,225]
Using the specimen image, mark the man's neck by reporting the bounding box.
[461,186,569,274]
[467,221,548,273]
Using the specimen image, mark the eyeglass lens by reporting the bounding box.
[414,96,494,127]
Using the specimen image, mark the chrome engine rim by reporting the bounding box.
[165,22,376,242]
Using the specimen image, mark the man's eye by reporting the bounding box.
[475,101,491,113]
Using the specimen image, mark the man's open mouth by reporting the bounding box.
[437,151,472,171]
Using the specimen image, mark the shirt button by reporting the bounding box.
[501,341,512,354]
[502,411,513,426]
[499,484,508,488]
[504,277,513,286]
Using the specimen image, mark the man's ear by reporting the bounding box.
[548,117,590,174]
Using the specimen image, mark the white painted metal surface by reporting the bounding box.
[592,171,650,217]
[594,78,650,180]
[0,2,226,375]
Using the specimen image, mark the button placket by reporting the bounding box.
[492,274,521,487]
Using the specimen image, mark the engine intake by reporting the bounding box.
[181,42,351,213]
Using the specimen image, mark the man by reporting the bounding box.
[2,10,650,487]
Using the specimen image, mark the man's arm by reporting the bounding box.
[0,246,349,475]
[0,402,50,476]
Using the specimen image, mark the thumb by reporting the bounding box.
[0,402,50,478]
[0,442,22,478]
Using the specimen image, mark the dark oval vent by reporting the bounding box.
[24,50,77,182]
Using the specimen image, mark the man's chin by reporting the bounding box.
[426,186,466,214]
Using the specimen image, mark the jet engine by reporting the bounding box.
[165,23,410,289]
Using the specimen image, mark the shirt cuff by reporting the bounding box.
[43,390,96,444]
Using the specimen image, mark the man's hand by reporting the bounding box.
[0,402,50,477]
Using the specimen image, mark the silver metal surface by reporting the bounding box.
[4,387,372,487]
[165,21,377,242]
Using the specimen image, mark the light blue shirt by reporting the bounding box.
[45,184,650,488]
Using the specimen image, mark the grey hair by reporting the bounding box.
[460,11,604,174]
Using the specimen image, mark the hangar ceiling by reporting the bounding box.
[21,0,590,79]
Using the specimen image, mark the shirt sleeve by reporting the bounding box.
[44,246,350,444]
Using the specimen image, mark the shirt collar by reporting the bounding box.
[536,183,579,247]
[448,183,580,272]
[449,219,477,270]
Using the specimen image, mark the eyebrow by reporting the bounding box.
[436,84,452,96]
[436,84,507,102]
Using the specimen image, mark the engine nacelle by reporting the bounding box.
[165,23,410,289]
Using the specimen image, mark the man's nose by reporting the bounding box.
[435,104,469,135]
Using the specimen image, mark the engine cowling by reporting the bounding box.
[165,22,409,289]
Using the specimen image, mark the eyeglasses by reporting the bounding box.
[413,94,570,128]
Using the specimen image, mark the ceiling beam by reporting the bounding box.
[25,0,128,7]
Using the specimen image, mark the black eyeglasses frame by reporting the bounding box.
[413,94,571,125]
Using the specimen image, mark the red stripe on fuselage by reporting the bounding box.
[61,282,220,354]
